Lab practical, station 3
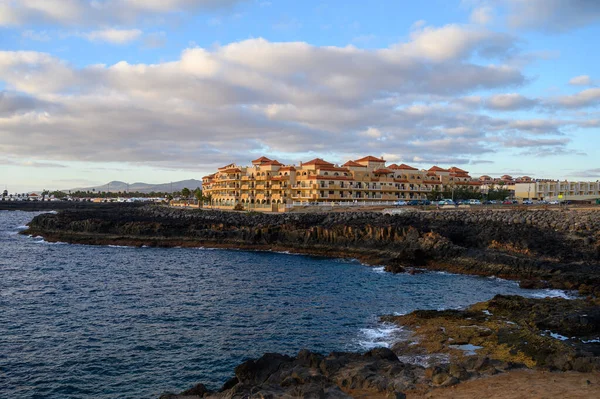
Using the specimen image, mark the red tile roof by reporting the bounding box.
[396,163,418,171]
[354,155,386,163]
[449,166,468,173]
[251,156,273,164]
[302,158,334,166]
[261,160,283,166]
[342,160,366,167]
[279,166,296,171]
[429,166,449,172]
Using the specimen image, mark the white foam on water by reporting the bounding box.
[449,344,482,356]
[530,289,575,299]
[196,247,230,251]
[372,266,386,273]
[16,225,28,230]
[543,330,570,341]
[357,323,405,350]
[582,338,600,343]
[487,275,519,286]
[108,245,135,249]
[33,238,68,245]
[272,250,303,256]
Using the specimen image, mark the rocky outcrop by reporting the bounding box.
[383,295,600,373]
[157,348,496,398]
[24,205,600,295]
[160,294,600,399]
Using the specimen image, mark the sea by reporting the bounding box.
[0,211,571,399]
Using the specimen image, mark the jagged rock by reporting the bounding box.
[23,206,600,296]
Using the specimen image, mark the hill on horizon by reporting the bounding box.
[67,179,202,194]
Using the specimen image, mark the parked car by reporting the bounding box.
[419,200,431,205]
[548,200,560,205]
[394,200,408,206]
[502,200,513,205]
[468,199,482,205]
[407,200,420,206]
[438,199,456,206]
[523,200,534,205]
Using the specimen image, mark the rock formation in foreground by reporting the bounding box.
[160,295,600,398]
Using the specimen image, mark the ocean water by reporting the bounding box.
[0,211,569,399]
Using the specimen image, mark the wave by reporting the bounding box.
[357,323,406,350]
[372,266,386,274]
[542,330,570,341]
[529,289,575,299]
[108,245,135,249]
[34,239,68,245]
[582,338,600,343]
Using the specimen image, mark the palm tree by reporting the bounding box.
[205,193,213,208]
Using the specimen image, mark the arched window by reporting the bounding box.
[324,172,329,175]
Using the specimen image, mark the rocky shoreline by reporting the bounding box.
[23,205,600,295]
[22,205,600,397]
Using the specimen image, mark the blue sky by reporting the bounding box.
[1,0,600,192]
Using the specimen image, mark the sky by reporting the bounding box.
[1,0,600,192]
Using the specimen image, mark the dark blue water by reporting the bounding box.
[0,211,569,398]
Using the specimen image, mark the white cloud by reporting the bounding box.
[555,88,600,108]
[393,24,515,62]
[568,75,592,86]
[362,127,383,138]
[0,0,244,27]
[470,6,494,25]
[0,31,585,169]
[485,93,538,110]
[84,28,142,44]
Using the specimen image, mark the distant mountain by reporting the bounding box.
[67,179,202,194]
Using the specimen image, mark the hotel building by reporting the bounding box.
[202,156,480,211]
[515,180,600,202]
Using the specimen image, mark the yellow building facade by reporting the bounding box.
[202,156,480,211]
[515,181,600,201]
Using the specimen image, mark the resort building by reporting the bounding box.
[515,180,600,202]
[202,156,480,211]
